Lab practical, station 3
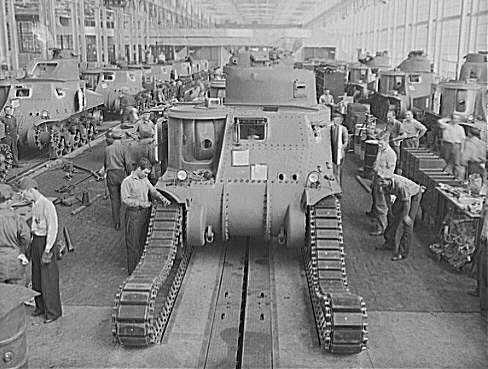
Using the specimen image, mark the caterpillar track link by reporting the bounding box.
[304,196,368,354]
[112,204,192,346]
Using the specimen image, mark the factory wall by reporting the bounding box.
[309,0,487,79]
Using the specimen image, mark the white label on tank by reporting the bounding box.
[232,149,250,166]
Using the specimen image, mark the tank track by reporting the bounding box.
[304,196,368,354]
[0,143,13,182]
[112,203,192,346]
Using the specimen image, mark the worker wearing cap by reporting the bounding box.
[134,111,155,139]
[367,131,397,236]
[330,113,349,187]
[104,129,132,230]
[17,177,62,323]
[121,157,171,274]
[1,105,21,167]
[438,114,466,179]
[377,174,422,261]
[0,184,30,284]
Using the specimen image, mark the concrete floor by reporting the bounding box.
[23,147,488,368]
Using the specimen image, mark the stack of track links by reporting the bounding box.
[112,204,193,346]
[304,196,368,354]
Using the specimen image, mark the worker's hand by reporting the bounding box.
[159,196,171,207]
[402,215,413,227]
[41,250,52,264]
[17,253,29,265]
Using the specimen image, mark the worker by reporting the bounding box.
[119,88,136,124]
[319,89,335,105]
[1,105,21,167]
[17,177,62,323]
[330,113,349,187]
[460,123,486,181]
[0,184,30,284]
[377,174,423,261]
[399,110,427,149]
[134,111,155,139]
[384,110,402,173]
[438,114,466,179]
[367,131,397,236]
[121,157,171,274]
[103,129,132,230]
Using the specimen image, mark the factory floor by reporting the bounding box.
[23,146,487,368]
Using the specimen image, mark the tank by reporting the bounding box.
[347,51,393,98]
[422,52,487,145]
[112,64,368,354]
[0,56,104,158]
[94,66,144,113]
[370,50,436,121]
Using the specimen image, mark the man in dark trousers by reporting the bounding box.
[0,184,30,284]
[104,129,132,230]
[367,131,397,236]
[121,158,170,274]
[330,113,349,187]
[17,177,62,323]
[1,105,21,167]
[378,174,423,261]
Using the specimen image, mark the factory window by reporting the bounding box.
[235,117,267,141]
[102,73,115,81]
[408,74,421,84]
[15,88,31,98]
[455,90,467,112]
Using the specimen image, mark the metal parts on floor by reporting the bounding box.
[304,196,368,354]
[111,204,192,346]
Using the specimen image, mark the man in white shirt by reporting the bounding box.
[121,158,170,274]
[17,177,62,324]
[438,114,466,179]
[319,89,335,105]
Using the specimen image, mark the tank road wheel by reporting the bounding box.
[0,143,13,182]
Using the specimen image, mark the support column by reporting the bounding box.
[391,0,398,63]
[95,6,102,63]
[71,0,79,56]
[411,0,419,51]
[102,6,109,64]
[0,0,9,68]
[434,0,445,74]
[402,0,410,57]
[456,0,468,76]
[426,0,435,58]
[472,0,481,50]
[6,0,19,69]
[78,0,86,63]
